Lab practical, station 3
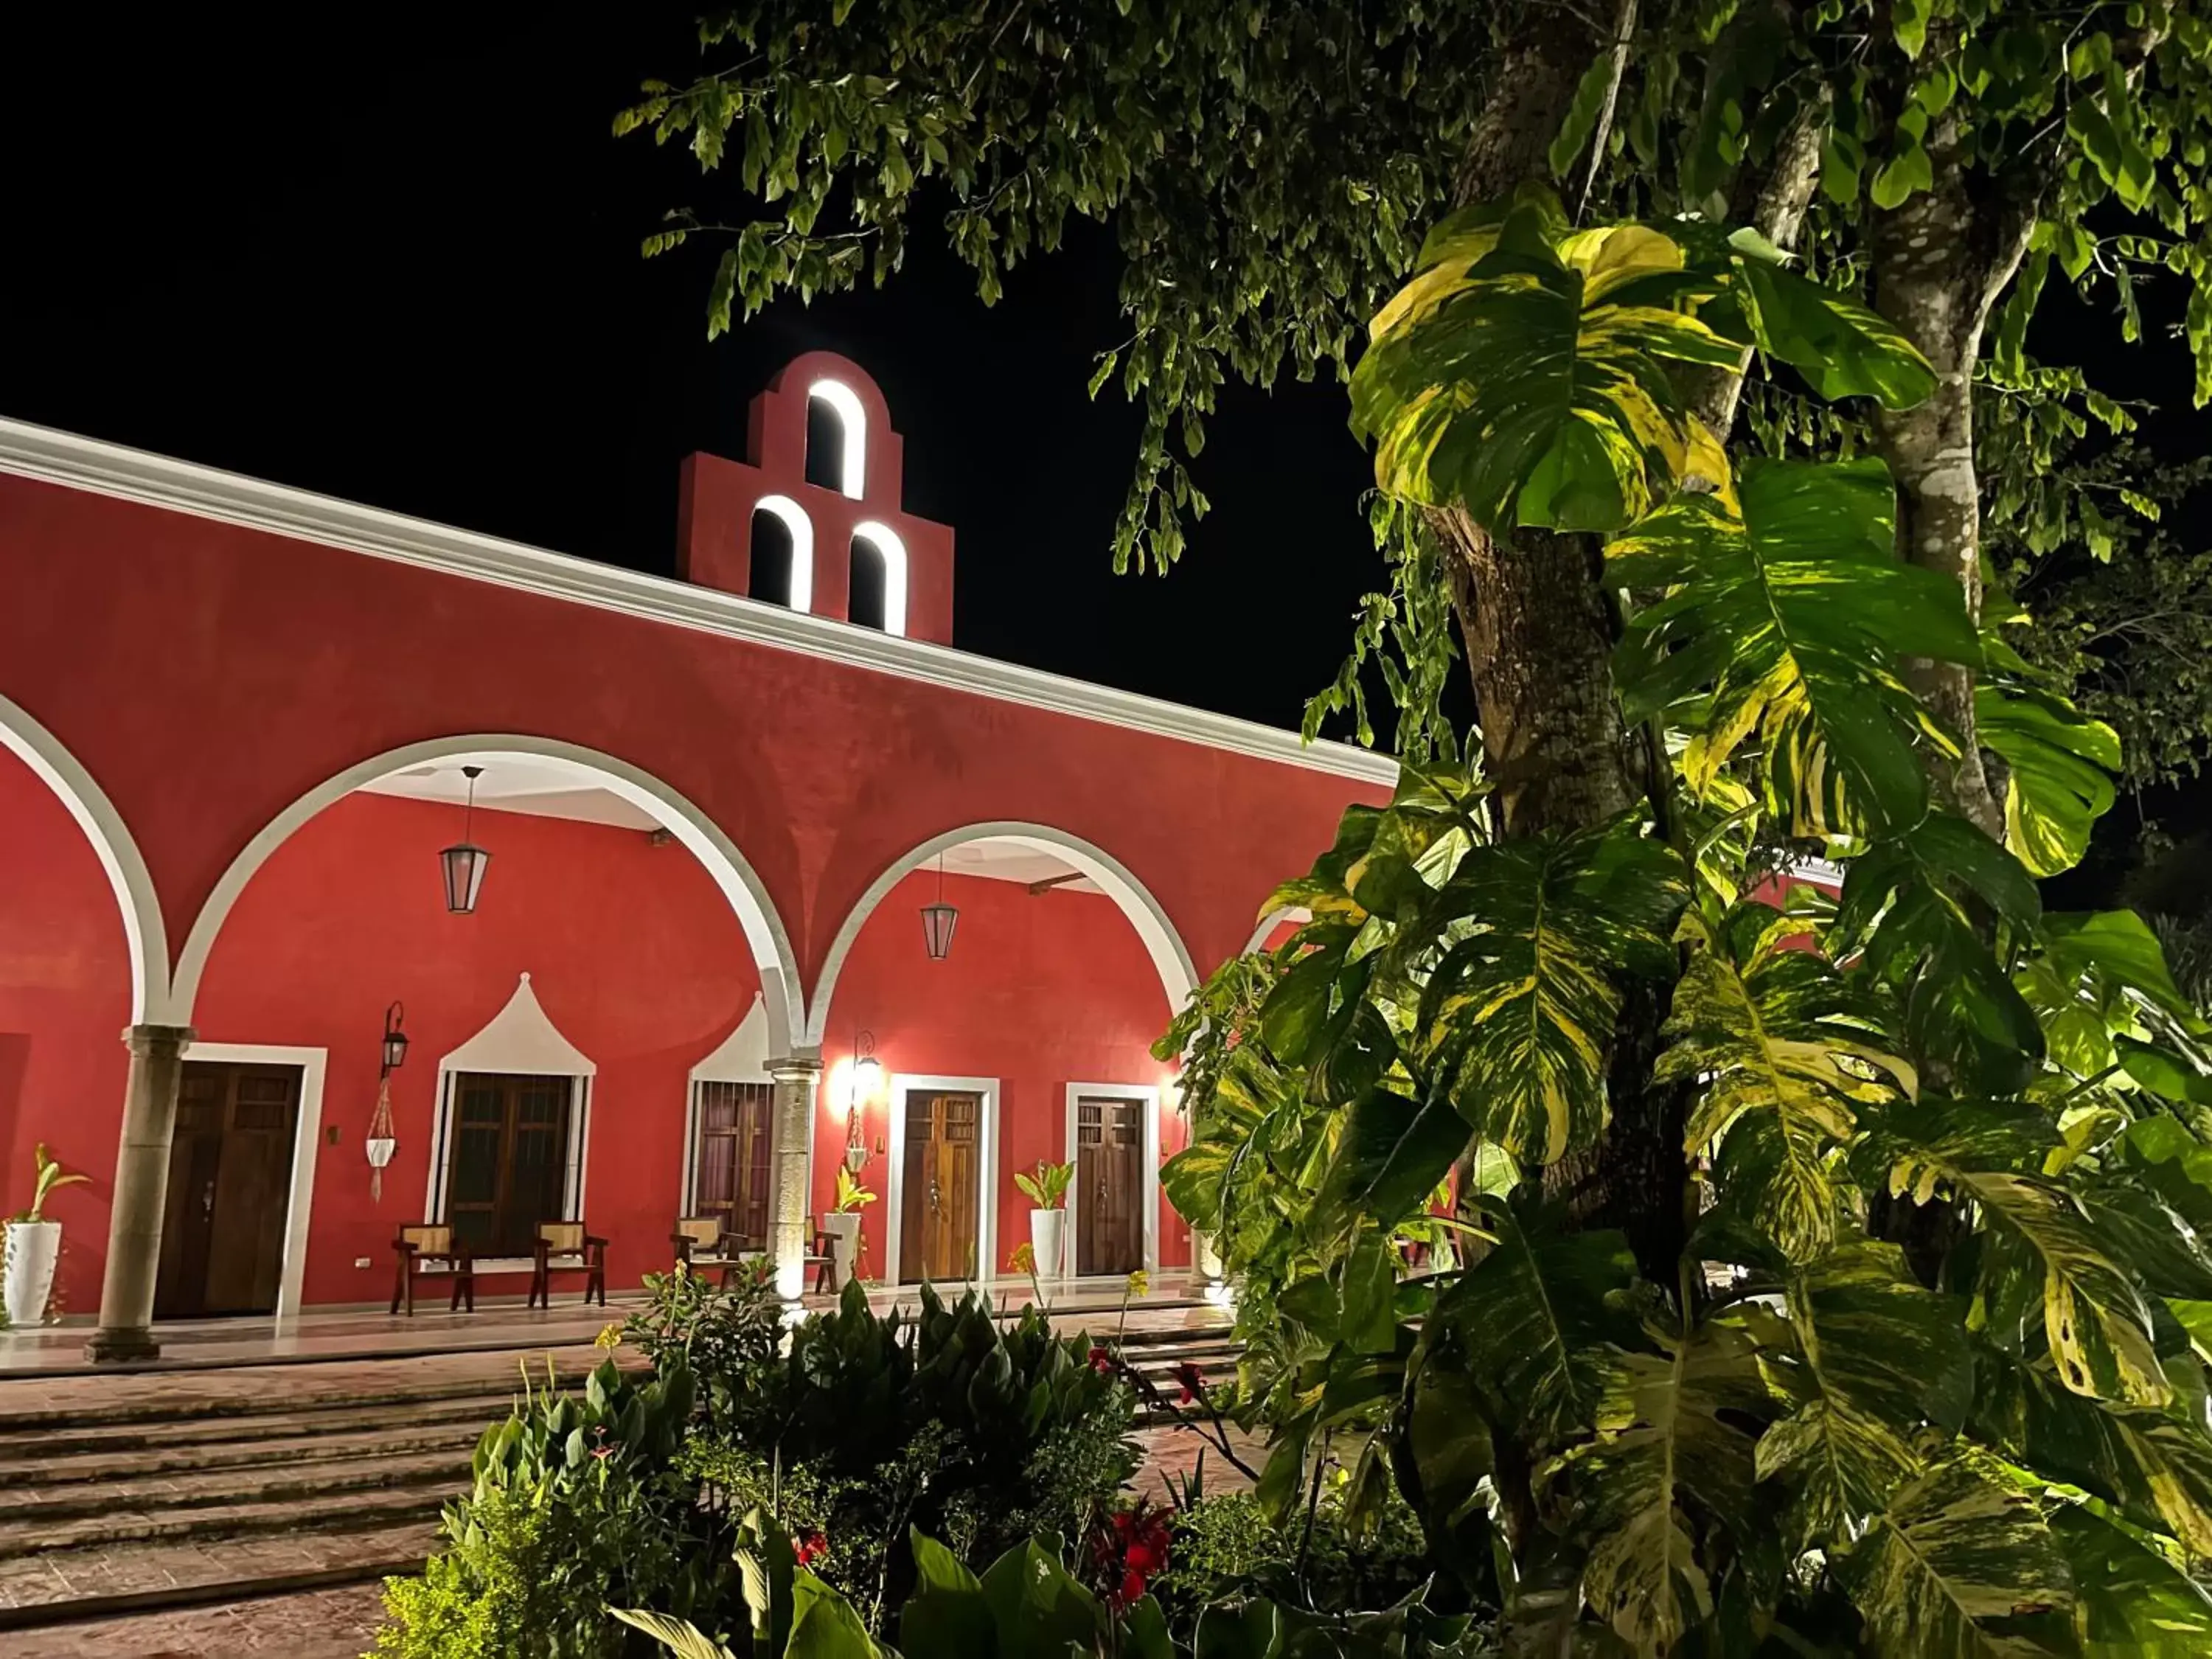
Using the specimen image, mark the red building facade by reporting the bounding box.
[0,356,1390,1356]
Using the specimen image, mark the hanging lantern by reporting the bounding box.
[920,852,958,960]
[380,1001,410,1074]
[440,765,491,914]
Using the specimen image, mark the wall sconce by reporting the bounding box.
[366,1000,404,1201]
[847,1031,883,1173]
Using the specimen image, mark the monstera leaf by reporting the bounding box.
[1353,189,1738,533]
[1838,1461,2075,1659]
[1835,816,2045,1094]
[1433,1200,1644,1447]
[1756,1239,1974,1541]
[1975,683,2120,878]
[1420,817,1687,1163]
[1611,458,1979,836]
[1660,903,1914,1262]
[1543,1317,1775,1652]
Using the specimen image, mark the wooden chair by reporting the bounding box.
[806,1228,839,1295]
[529,1220,609,1309]
[390,1224,476,1315]
[669,1216,755,1287]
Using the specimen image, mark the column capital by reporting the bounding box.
[119,1023,195,1056]
[765,1048,824,1079]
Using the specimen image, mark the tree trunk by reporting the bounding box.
[1867,114,2039,841]
[1438,17,1690,1284]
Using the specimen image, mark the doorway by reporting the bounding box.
[898,1088,983,1283]
[154,1060,303,1318]
[1074,1094,1147,1277]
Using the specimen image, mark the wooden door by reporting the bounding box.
[900,1091,980,1283]
[154,1062,302,1318]
[692,1079,774,1247]
[447,1072,574,1256]
[1076,1095,1145,1277]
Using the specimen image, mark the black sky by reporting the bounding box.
[0,7,1378,736]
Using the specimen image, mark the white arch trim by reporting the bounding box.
[805,822,1200,1047]
[751,494,815,613]
[170,735,807,1051]
[1244,905,1312,954]
[807,379,868,500]
[0,692,170,1024]
[850,522,908,638]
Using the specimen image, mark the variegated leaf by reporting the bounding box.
[1839,1461,2074,1658]
[2051,1502,2212,1656]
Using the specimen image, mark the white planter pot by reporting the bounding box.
[1029,1208,1066,1281]
[819,1211,863,1287]
[3,1220,61,1327]
[1191,1228,1223,1284]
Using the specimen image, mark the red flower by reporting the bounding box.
[1088,1345,1115,1375]
[794,1529,830,1567]
[1095,1500,1172,1606]
[1118,1568,1147,1604]
[1174,1361,1204,1405]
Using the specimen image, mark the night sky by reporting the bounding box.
[1,8,1377,737]
[4,9,2200,894]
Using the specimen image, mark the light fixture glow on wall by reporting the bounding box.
[920,853,958,961]
[440,765,492,914]
[847,1030,883,1173]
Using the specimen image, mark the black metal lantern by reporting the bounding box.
[920,852,958,960]
[380,1001,409,1074]
[440,765,491,914]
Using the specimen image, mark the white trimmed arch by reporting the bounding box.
[849,522,908,637]
[751,494,815,613]
[170,735,807,1051]
[805,822,1200,1047]
[1243,905,1312,954]
[0,691,170,1025]
[807,379,869,499]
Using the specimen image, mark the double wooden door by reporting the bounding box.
[155,1061,302,1319]
[1076,1094,1146,1277]
[900,1090,981,1283]
[447,1072,574,1256]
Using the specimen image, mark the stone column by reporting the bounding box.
[765,1052,822,1301]
[86,1023,195,1363]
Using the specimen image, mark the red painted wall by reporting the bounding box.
[0,748,131,1318]
[811,869,1186,1279]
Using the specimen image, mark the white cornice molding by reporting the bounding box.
[0,417,1399,787]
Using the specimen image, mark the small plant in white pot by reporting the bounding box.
[1015,1160,1073,1281]
[820,1164,875,1288]
[4,1144,88,1328]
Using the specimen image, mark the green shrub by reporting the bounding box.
[1158,1486,1436,1627]
[620,1260,783,1434]
[375,1356,744,1658]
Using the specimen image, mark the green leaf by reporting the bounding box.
[1544,1317,1773,1652]
[1836,818,2044,1093]
[1436,1201,1642,1447]
[1734,262,1938,409]
[1338,1231,1399,1354]
[1613,459,1978,837]
[901,1530,993,1658]
[1839,1461,2075,1658]
[608,1610,742,1659]
[1891,0,1932,55]
[1871,142,1935,209]
[2051,1503,2212,1656]
[1423,818,1688,1163]
[2039,913,2200,1028]
[789,1570,885,1658]
[1353,191,1739,535]
[2121,1040,2212,1108]
[979,1537,1102,1655]
[1977,688,2120,877]
[1549,49,1618,181]
[1663,905,1916,1262]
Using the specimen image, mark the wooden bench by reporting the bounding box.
[670,1216,762,1287]
[528,1221,608,1309]
[390,1224,475,1315]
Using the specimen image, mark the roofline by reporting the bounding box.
[0,417,1398,787]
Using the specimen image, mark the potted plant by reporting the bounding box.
[4,1144,88,1327]
[1015,1159,1074,1280]
[820,1164,875,1288]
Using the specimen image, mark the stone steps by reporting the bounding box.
[0,1446,473,1537]
[0,1417,487,1489]
[0,1390,514,1461]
